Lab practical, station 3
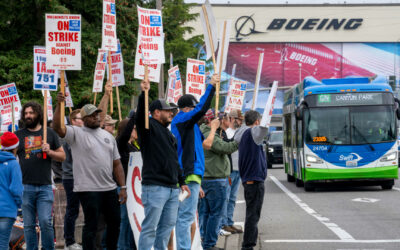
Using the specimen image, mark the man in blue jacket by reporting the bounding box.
[171,74,219,250]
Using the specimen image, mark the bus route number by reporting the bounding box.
[313,136,327,142]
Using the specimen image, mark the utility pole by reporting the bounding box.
[157,0,164,98]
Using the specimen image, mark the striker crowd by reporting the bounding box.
[0,74,269,250]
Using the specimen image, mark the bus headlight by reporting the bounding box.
[268,148,274,153]
[380,152,397,162]
[306,154,324,164]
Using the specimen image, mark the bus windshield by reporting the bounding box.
[304,105,396,145]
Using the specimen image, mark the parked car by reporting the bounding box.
[265,131,283,168]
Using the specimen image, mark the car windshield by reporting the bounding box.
[304,105,396,145]
[269,132,283,144]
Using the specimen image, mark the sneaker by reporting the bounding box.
[231,225,244,233]
[218,228,232,236]
[65,243,83,250]
[222,225,238,234]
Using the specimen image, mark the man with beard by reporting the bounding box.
[53,94,127,250]
[136,79,190,250]
[15,102,66,250]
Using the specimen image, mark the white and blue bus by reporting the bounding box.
[283,77,400,191]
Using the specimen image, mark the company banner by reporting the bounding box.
[134,43,161,83]
[92,49,108,93]
[46,14,81,70]
[167,66,183,104]
[137,6,165,65]
[110,40,125,86]
[102,0,118,51]
[0,83,21,132]
[260,81,278,127]
[186,58,206,101]
[127,152,203,250]
[225,78,247,113]
[42,90,54,121]
[34,46,59,91]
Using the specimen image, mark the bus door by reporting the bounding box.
[283,114,292,175]
[291,113,297,175]
[296,119,304,180]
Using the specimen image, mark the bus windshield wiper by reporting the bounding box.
[351,125,375,151]
[328,125,347,153]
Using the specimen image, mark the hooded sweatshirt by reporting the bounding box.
[0,151,23,218]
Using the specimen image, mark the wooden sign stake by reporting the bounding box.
[11,101,15,133]
[108,51,113,115]
[60,70,65,131]
[94,92,97,105]
[116,85,122,121]
[145,65,149,129]
[43,90,48,159]
[251,53,264,110]
[216,20,227,115]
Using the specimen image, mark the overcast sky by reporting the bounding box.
[184,0,400,4]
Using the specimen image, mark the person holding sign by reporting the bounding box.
[53,93,127,250]
[136,79,190,250]
[15,102,66,250]
[170,73,218,250]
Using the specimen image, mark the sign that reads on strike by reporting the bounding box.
[102,0,118,51]
[167,66,183,104]
[93,49,108,93]
[46,14,81,70]
[225,78,247,113]
[0,83,22,132]
[34,46,59,91]
[137,6,165,65]
[186,58,206,101]
[134,43,161,83]
[110,40,125,86]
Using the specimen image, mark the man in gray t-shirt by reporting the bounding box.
[53,92,127,250]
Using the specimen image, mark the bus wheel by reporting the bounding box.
[381,180,394,190]
[295,178,304,187]
[287,174,295,182]
[304,182,315,192]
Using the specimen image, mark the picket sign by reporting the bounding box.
[225,79,247,114]
[127,152,203,250]
[186,58,206,101]
[167,66,183,104]
[0,83,21,133]
[34,46,59,91]
[102,0,118,51]
[41,90,54,121]
[65,74,74,108]
[200,0,218,61]
[224,64,236,112]
[260,81,278,128]
[251,53,264,110]
[93,49,108,105]
[134,43,161,83]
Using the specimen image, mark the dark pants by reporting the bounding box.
[78,189,121,250]
[63,179,80,246]
[242,181,265,250]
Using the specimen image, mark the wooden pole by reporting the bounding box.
[108,51,113,115]
[216,20,227,115]
[93,92,97,105]
[11,101,15,133]
[252,53,264,110]
[201,5,217,72]
[116,85,122,121]
[60,70,65,131]
[145,65,149,129]
[69,107,72,113]
[43,90,48,159]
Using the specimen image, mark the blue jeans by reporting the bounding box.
[22,184,54,250]
[0,217,15,250]
[138,185,179,250]
[118,188,136,250]
[222,171,241,226]
[176,182,200,250]
[199,179,228,249]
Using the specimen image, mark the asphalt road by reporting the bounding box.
[217,165,400,250]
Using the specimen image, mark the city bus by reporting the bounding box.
[283,76,400,191]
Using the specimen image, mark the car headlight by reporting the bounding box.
[268,147,274,153]
[380,152,397,162]
[306,154,324,164]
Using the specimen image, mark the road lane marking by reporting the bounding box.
[393,187,400,191]
[236,200,245,204]
[264,239,400,243]
[269,175,354,240]
[352,198,379,203]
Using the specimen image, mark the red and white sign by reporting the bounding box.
[0,83,21,132]
[110,40,125,86]
[134,43,160,83]
[127,152,203,250]
[260,81,278,127]
[137,6,165,65]
[167,66,183,104]
[186,58,206,101]
[46,14,81,70]
[65,74,73,107]
[42,90,54,121]
[225,78,247,113]
[92,49,108,93]
[34,46,59,91]
[102,0,118,51]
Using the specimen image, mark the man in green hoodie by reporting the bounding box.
[199,109,239,250]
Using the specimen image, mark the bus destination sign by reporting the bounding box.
[317,93,385,106]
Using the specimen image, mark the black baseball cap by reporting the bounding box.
[149,99,176,112]
[178,94,198,108]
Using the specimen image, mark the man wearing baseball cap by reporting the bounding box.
[103,115,118,135]
[136,79,190,250]
[53,89,127,250]
[170,73,219,250]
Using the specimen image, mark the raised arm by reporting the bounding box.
[202,119,220,150]
[135,80,150,135]
[54,92,66,138]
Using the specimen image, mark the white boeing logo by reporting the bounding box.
[339,153,363,162]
